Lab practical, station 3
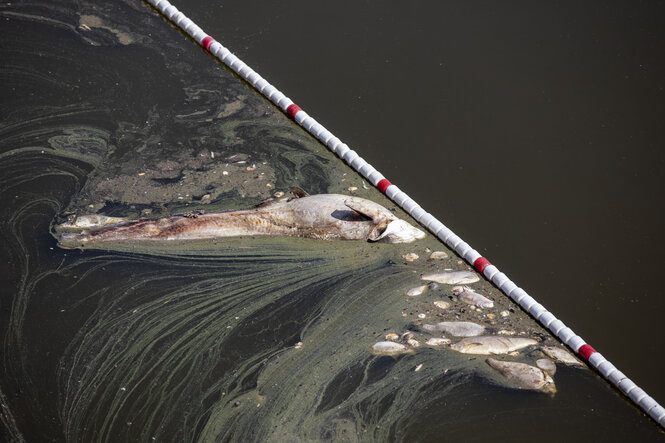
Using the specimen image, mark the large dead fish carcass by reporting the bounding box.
[57,193,426,247]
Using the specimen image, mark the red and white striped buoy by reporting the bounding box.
[146,0,664,427]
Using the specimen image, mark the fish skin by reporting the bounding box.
[422,321,485,337]
[452,286,494,308]
[450,336,538,355]
[57,194,425,247]
[421,270,479,285]
[486,358,556,394]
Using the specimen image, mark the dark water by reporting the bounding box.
[1,0,663,441]
[189,0,665,424]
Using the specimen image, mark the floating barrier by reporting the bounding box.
[145,0,664,427]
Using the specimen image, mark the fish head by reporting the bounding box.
[344,198,425,243]
[369,218,426,243]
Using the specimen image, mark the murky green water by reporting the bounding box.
[1,0,663,441]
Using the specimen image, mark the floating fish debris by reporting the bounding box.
[402,252,419,262]
[486,358,556,394]
[541,346,583,366]
[421,270,479,285]
[406,338,421,348]
[433,300,450,309]
[429,251,448,259]
[425,337,451,346]
[452,286,494,309]
[406,285,428,296]
[372,341,409,355]
[422,321,485,337]
[450,336,538,355]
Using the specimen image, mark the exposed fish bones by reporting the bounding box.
[57,193,426,247]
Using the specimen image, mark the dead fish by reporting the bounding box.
[421,270,479,285]
[541,346,584,366]
[406,285,428,296]
[486,358,556,394]
[57,193,425,248]
[425,337,451,346]
[450,336,538,355]
[58,214,127,230]
[372,341,410,355]
[452,286,494,309]
[422,321,485,337]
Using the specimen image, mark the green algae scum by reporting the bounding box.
[1,0,664,441]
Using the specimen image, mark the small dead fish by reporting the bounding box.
[433,300,450,309]
[406,285,428,296]
[541,346,584,366]
[429,251,448,259]
[422,321,485,337]
[372,341,409,355]
[486,358,556,394]
[452,286,494,309]
[450,336,538,355]
[425,337,451,346]
[421,270,479,285]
